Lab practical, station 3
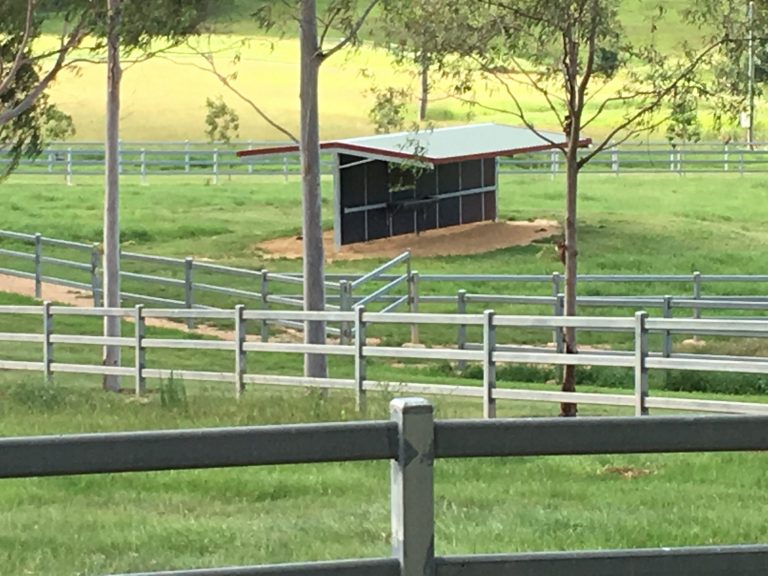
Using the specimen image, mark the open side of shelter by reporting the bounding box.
[237,123,590,248]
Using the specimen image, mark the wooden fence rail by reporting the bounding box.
[2,304,768,416]
[1,399,767,575]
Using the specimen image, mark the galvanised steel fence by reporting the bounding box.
[1,398,767,575]
[5,140,768,182]
[2,229,768,347]
[3,303,768,416]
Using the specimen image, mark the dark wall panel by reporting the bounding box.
[367,208,389,241]
[416,204,437,232]
[483,190,497,221]
[392,208,416,236]
[483,158,496,187]
[366,161,389,204]
[437,163,460,194]
[415,168,437,198]
[461,195,483,224]
[341,212,366,244]
[339,154,366,208]
[461,160,482,190]
[439,197,460,227]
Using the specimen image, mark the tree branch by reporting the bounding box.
[320,0,381,61]
[0,0,36,97]
[578,39,723,167]
[0,17,87,126]
[172,45,299,143]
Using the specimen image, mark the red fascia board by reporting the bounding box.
[236,137,592,162]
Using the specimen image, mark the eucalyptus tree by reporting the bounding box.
[2,0,217,390]
[254,0,380,379]
[383,0,732,415]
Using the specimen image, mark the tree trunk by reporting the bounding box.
[419,52,429,122]
[102,0,121,392]
[299,0,328,378]
[560,139,579,417]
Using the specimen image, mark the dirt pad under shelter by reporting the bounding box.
[257,219,560,261]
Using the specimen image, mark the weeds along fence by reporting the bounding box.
[3,303,768,416]
[1,399,768,575]
[6,140,768,182]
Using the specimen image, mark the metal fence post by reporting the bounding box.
[408,270,420,344]
[247,141,254,174]
[140,148,147,185]
[213,149,219,185]
[33,233,42,299]
[184,257,194,329]
[611,145,619,175]
[134,304,145,396]
[457,290,467,373]
[662,295,672,358]
[354,305,366,412]
[340,280,351,345]
[634,311,649,416]
[555,293,565,353]
[235,304,246,398]
[66,147,73,186]
[390,398,435,576]
[692,271,702,319]
[483,309,496,419]
[550,150,559,179]
[43,301,53,383]
[184,140,190,173]
[724,143,729,172]
[283,155,289,182]
[260,270,269,342]
[551,273,562,348]
[90,244,102,307]
[551,271,562,297]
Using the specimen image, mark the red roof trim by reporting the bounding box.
[236,137,592,163]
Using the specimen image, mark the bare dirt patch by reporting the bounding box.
[257,219,560,261]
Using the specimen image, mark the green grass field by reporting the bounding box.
[3,3,768,571]
[0,377,766,575]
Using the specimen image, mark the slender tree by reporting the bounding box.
[255,0,380,378]
[382,0,732,415]
[102,0,122,391]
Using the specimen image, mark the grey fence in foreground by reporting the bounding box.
[1,398,767,575]
[5,140,768,182]
[3,304,768,417]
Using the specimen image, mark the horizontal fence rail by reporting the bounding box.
[1,399,767,576]
[2,304,768,416]
[3,230,768,336]
[6,140,768,181]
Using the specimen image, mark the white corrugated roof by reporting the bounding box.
[238,123,589,165]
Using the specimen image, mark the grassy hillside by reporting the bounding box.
[35,0,759,142]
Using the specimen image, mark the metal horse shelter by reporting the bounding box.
[237,123,590,247]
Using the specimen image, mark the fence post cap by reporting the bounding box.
[390,397,432,414]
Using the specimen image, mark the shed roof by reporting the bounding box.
[237,123,590,166]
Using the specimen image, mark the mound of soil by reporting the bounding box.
[257,219,560,261]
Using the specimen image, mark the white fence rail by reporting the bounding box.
[1,399,767,575]
[2,304,768,416]
[6,140,768,182]
[3,230,768,332]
